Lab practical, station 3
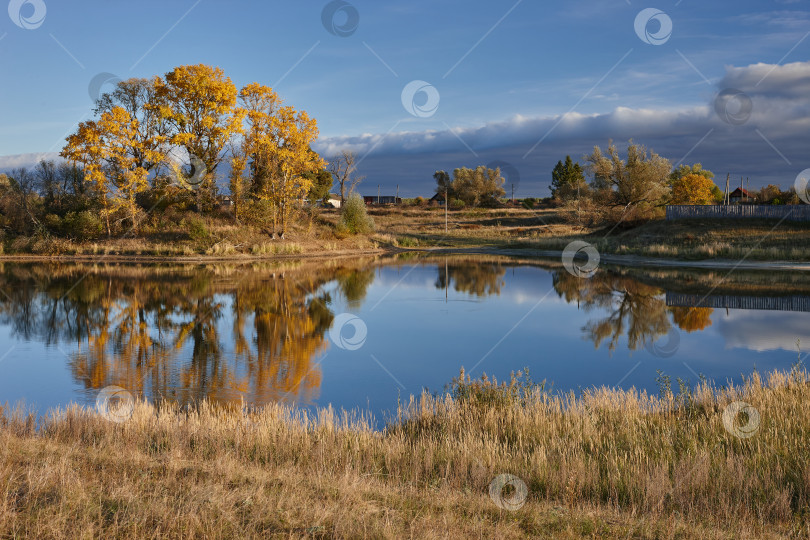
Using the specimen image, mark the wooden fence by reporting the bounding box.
[666,205,810,221]
[666,292,810,313]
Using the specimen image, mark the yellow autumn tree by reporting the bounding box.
[671,173,716,205]
[61,107,157,235]
[670,306,713,332]
[238,84,324,234]
[156,65,242,209]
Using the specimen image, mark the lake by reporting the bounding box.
[0,256,807,424]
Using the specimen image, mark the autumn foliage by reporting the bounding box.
[59,64,325,237]
[671,173,717,205]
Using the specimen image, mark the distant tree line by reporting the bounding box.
[547,140,803,225]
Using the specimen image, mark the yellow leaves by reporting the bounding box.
[671,173,716,205]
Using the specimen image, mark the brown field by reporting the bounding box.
[1,367,809,538]
[3,205,810,263]
[364,206,810,261]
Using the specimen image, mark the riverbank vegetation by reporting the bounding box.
[1,364,808,538]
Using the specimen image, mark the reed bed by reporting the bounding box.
[1,367,808,538]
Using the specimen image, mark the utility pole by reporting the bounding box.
[396,184,399,205]
[511,183,515,204]
[377,184,380,205]
[725,173,730,205]
[445,188,448,233]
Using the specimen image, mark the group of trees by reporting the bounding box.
[433,166,506,208]
[0,64,350,241]
[548,140,803,225]
[59,65,327,236]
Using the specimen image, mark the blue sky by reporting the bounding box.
[1,0,809,196]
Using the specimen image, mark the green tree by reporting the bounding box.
[669,163,714,183]
[305,168,333,204]
[338,193,374,234]
[434,170,452,199]
[550,155,587,201]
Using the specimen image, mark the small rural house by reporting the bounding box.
[429,192,446,206]
[729,188,757,204]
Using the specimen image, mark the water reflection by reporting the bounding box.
[0,263,374,407]
[435,262,506,297]
[0,258,809,414]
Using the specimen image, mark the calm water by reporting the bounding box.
[0,256,808,423]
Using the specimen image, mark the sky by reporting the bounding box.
[0,0,809,197]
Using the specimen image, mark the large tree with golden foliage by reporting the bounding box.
[238,83,324,234]
[156,64,242,209]
[671,173,717,205]
[61,106,159,235]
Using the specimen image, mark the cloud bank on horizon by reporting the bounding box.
[2,61,808,198]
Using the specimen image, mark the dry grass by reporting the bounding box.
[1,367,809,538]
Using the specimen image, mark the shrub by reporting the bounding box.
[450,199,466,209]
[338,193,375,234]
[62,211,103,240]
[185,216,210,242]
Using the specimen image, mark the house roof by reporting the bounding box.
[730,188,756,197]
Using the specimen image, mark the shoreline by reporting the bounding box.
[1,244,809,271]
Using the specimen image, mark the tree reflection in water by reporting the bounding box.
[0,263,370,408]
[435,262,506,297]
[552,269,714,352]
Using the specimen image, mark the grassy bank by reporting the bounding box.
[2,367,809,538]
[371,207,810,261]
[4,206,810,263]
